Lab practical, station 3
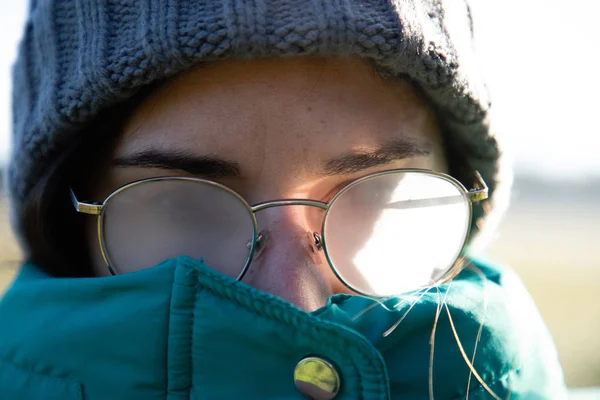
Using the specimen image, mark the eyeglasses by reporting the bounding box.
[71,169,488,297]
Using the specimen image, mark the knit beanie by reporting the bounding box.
[9,0,509,255]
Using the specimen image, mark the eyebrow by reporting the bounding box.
[113,150,242,178]
[113,138,431,178]
[322,138,431,175]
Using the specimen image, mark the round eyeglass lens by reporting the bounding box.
[101,179,256,277]
[323,171,470,297]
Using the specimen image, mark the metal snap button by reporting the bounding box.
[294,356,340,399]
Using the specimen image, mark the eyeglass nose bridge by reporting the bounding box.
[250,199,329,213]
[248,199,329,256]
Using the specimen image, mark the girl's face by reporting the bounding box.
[85,57,447,311]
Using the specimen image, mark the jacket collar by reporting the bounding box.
[0,256,565,398]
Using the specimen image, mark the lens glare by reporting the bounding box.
[102,179,256,277]
[323,172,470,296]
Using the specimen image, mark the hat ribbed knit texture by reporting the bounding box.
[10,0,507,247]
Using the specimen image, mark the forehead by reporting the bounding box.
[114,57,443,177]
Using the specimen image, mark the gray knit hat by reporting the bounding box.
[9,0,509,252]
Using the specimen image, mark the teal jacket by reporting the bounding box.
[0,257,566,399]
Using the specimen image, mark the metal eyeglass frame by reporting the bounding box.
[70,168,488,297]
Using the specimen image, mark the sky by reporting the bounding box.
[0,1,599,181]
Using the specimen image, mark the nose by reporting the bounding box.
[241,206,349,311]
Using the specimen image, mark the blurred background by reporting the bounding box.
[0,0,598,396]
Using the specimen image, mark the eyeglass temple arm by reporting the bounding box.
[69,172,488,214]
[386,171,489,209]
[468,171,489,202]
[70,189,103,215]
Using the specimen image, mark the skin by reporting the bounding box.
[85,57,447,311]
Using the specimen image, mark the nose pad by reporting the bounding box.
[249,230,269,260]
[303,231,324,265]
[312,232,323,252]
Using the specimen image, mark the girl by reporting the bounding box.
[1,0,565,398]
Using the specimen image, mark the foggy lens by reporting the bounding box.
[102,179,256,277]
[323,172,470,296]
